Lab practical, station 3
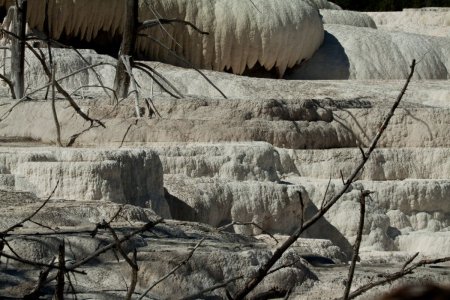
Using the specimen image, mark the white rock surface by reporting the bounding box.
[0,148,170,217]
[278,148,450,180]
[153,142,281,182]
[367,8,450,37]
[0,97,448,149]
[0,0,325,76]
[288,24,450,80]
[286,177,450,252]
[307,0,342,10]
[320,9,377,28]
[396,232,450,256]
[1,50,450,104]
[164,175,305,233]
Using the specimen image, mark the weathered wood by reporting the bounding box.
[51,64,62,147]
[10,0,27,99]
[113,0,138,100]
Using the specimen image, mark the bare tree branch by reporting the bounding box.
[45,219,163,284]
[343,190,372,300]
[23,258,56,299]
[138,238,205,299]
[138,18,209,35]
[340,256,450,300]
[51,63,62,146]
[134,62,183,98]
[0,72,16,98]
[138,33,227,99]
[55,241,65,300]
[233,60,417,299]
[180,275,244,300]
[0,180,59,237]
[218,222,279,244]
[121,55,142,118]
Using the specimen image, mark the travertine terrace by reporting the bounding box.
[0,1,449,299]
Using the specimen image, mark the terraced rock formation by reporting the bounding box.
[0,3,449,299]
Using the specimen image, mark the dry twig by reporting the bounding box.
[218,221,279,244]
[138,238,205,299]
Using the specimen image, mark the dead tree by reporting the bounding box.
[113,0,138,100]
[10,0,27,99]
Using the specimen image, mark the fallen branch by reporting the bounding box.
[138,18,208,34]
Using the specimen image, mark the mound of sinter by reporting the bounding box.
[0,0,325,76]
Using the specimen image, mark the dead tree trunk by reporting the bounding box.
[11,0,27,99]
[113,0,138,100]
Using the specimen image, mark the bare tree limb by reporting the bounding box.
[0,252,85,275]
[138,18,208,34]
[218,222,278,244]
[134,62,183,98]
[343,190,372,300]
[341,256,450,300]
[138,33,227,99]
[180,275,244,300]
[1,29,107,128]
[401,252,419,271]
[101,220,139,300]
[45,219,163,284]
[23,258,56,299]
[138,238,205,300]
[0,72,16,98]
[51,63,62,146]
[119,119,138,148]
[55,241,65,300]
[0,180,59,237]
[121,55,141,118]
[233,60,417,299]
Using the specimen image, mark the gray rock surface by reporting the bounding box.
[0,193,318,299]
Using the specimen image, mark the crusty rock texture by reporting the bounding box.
[0,197,318,299]
[307,0,342,10]
[288,24,450,80]
[367,8,450,38]
[320,9,377,28]
[0,0,324,76]
[0,148,170,218]
[0,24,449,297]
